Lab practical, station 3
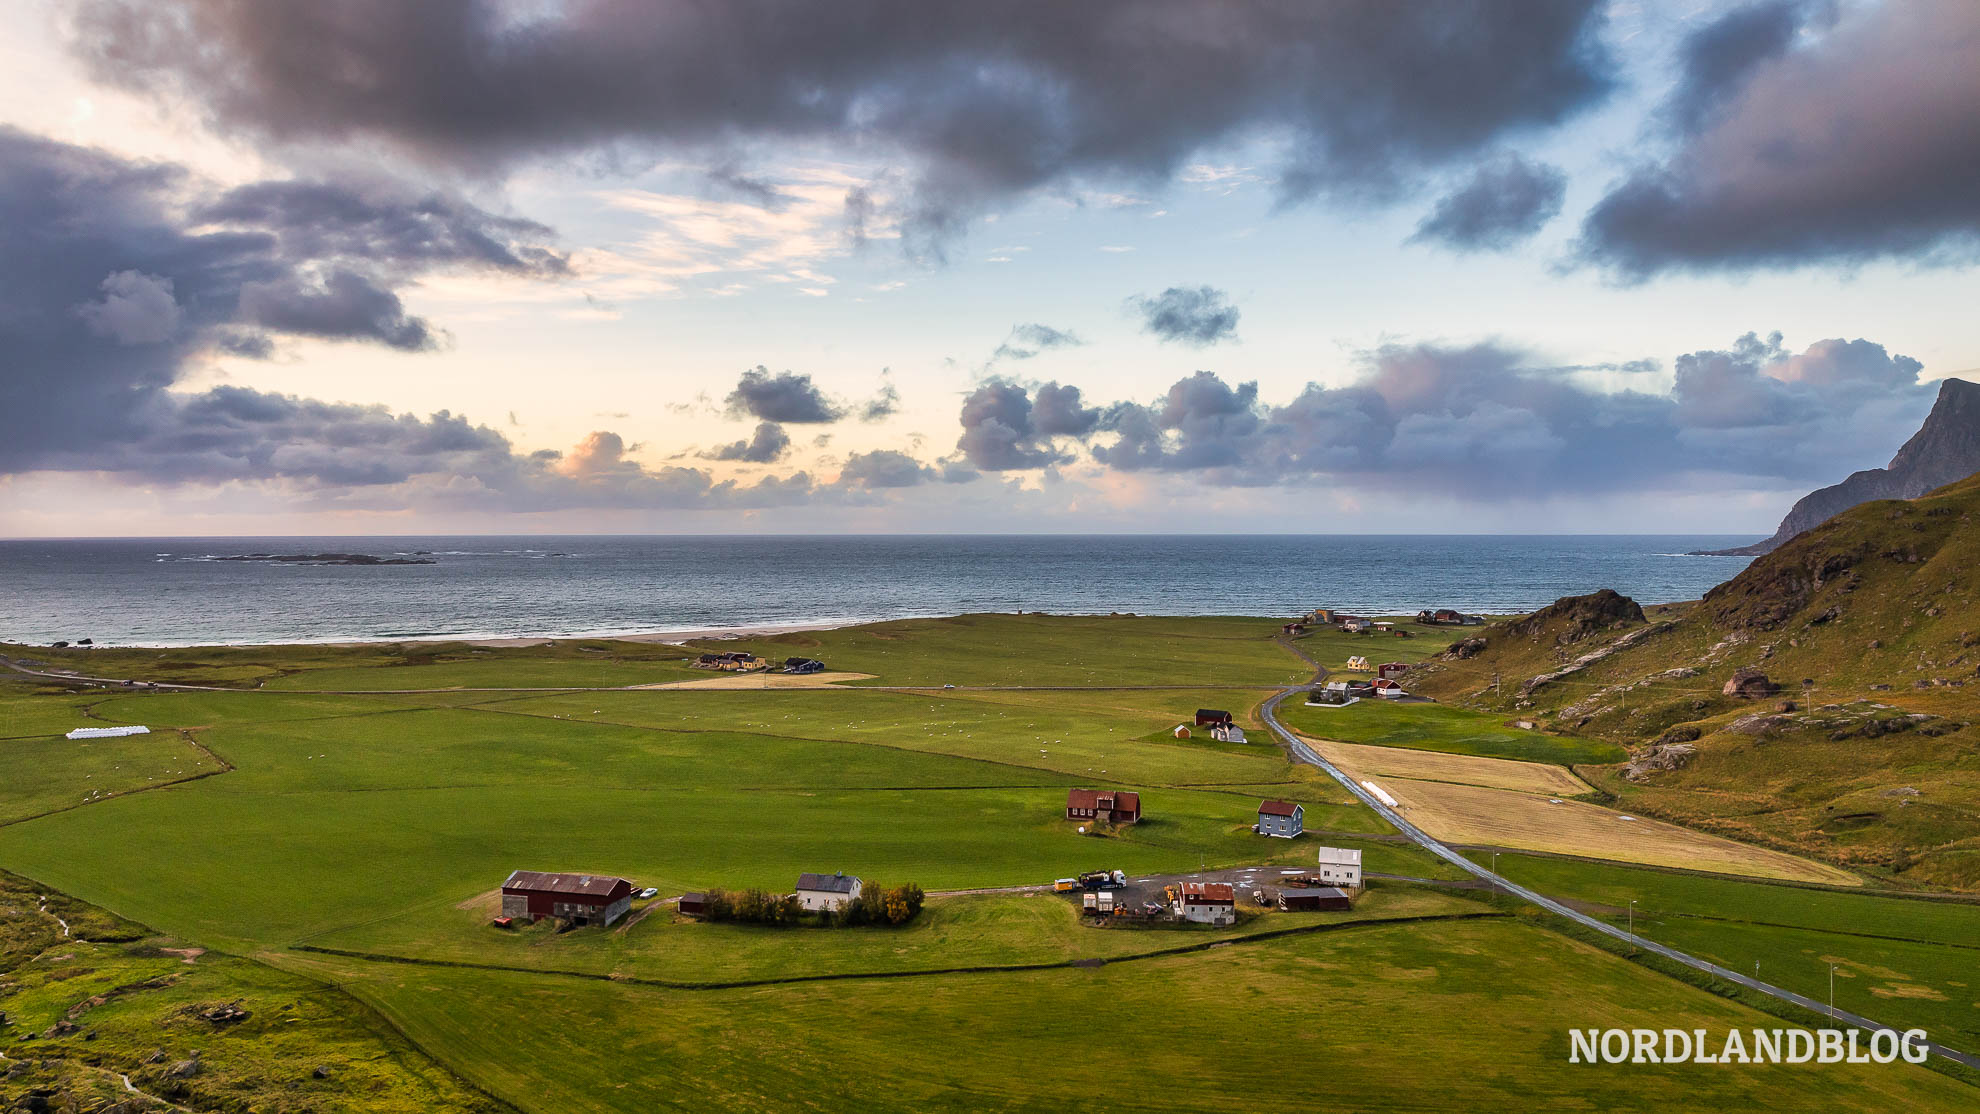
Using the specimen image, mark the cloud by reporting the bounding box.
[70,1,1616,244]
[75,270,180,344]
[991,323,1084,363]
[861,376,901,422]
[1662,0,1825,135]
[964,334,1934,497]
[1579,1,1980,276]
[836,449,934,489]
[955,379,1098,471]
[0,126,563,478]
[1410,153,1566,251]
[1131,286,1240,346]
[724,366,844,423]
[703,421,792,463]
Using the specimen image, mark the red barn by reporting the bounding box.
[1067,788,1141,824]
[1194,708,1234,727]
[500,870,634,927]
[1377,662,1409,680]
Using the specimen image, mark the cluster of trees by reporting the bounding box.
[699,888,802,925]
[699,882,925,927]
[830,882,925,927]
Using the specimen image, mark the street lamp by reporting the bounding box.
[1831,965,1838,1019]
[1491,850,1499,893]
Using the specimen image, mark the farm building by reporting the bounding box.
[1177,882,1237,925]
[1377,662,1409,681]
[1339,618,1372,633]
[1279,887,1353,912]
[500,871,634,927]
[1194,708,1234,727]
[1209,723,1246,744]
[1309,608,1336,624]
[1280,622,1306,635]
[795,872,864,911]
[1257,799,1304,838]
[678,892,708,917]
[1307,688,1355,707]
[1314,847,1364,890]
[1373,678,1407,699]
[1345,655,1370,671]
[694,651,763,671]
[1172,725,1192,739]
[1067,788,1142,824]
[782,657,825,674]
[66,725,150,740]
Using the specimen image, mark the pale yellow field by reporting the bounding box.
[634,671,876,690]
[1371,777,1860,885]
[1308,736,1591,796]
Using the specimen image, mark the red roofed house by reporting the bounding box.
[1066,788,1141,824]
[1177,882,1236,925]
[1377,662,1409,681]
[1374,677,1407,698]
[1256,799,1304,838]
[501,870,634,927]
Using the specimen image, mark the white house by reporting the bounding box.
[795,871,863,911]
[1176,882,1236,925]
[1210,723,1246,744]
[1314,846,1363,890]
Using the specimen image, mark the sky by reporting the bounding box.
[3,0,1978,537]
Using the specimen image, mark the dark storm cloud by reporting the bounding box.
[954,380,1099,471]
[724,367,845,424]
[0,128,821,511]
[1662,0,1824,135]
[1410,154,1567,252]
[1580,1,1980,276]
[703,421,792,463]
[991,323,1083,363]
[967,335,1933,497]
[1131,287,1240,347]
[0,126,563,477]
[70,1,1616,241]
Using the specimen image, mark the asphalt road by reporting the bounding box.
[1258,680,1980,1070]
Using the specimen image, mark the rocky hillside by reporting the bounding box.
[1410,472,1980,889]
[1699,376,1980,556]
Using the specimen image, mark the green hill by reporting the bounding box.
[1408,473,1980,890]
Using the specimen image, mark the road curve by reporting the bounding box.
[1258,683,1980,1070]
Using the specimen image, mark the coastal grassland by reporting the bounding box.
[685,613,1313,687]
[1280,697,1629,765]
[0,869,505,1113]
[0,729,216,823]
[292,916,1978,1113]
[472,686,1293,786]
[1480,853,1980,1052]
[304,885,1476,981]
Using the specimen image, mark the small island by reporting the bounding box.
[211,553,437,566]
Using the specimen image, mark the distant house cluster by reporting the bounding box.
[694,650,765,672]
[1300,608,1409,637]
[1416,608,1484,626]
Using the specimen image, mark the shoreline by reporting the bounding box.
[0,618,879,653]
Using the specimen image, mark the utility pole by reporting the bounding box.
[1830,965,1838,1019]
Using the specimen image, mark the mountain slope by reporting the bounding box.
[1410,472,1980,889]
[1698,377,1980,556]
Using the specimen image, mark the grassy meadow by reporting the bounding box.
[2,614,1977,1109]
[1282,696,1630,765]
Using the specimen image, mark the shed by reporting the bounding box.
[501,870,634,926]
[678,892,708,917]
[1194,708,1234,727]
[1066,788,1141,824]
[1172,724,1192,739]
[1279,887,1353,912]
[1256,799,1304,838]
[795,872,864,911]
[1313,846,1364,890]
[1376,662,1409,680]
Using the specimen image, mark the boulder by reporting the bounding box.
[1722,668,1779,699]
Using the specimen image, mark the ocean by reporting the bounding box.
[0,535,1756,647]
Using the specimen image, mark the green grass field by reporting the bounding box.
[1282,697,1629,765]
[3,615,1976,1110]
[296,917,1975,1113]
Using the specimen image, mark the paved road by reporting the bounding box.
[1258,680,1979,1070]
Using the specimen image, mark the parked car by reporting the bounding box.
[639,887,659,899]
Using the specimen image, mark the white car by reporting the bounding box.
[639,887,659,899]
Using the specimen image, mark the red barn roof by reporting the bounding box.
[501,870,632,902]
[1258,799,1301,817]
[1180,882,1235,904]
